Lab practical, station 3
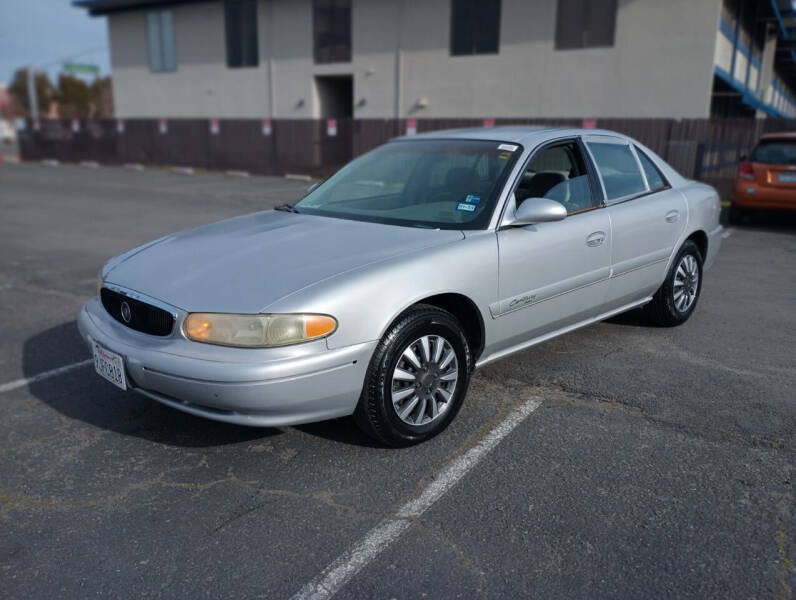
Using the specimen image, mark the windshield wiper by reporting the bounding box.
[274,203,301,213]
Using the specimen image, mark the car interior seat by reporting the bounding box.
[516,171,567,205]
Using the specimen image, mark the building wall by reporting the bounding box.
[109,2,273,118]
[109,0,721,119]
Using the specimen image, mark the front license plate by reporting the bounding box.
[778,172,796,183]
[92,342,127,390]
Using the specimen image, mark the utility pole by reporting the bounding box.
[26,66,39,120]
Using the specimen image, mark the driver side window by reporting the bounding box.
[516,141,595,214]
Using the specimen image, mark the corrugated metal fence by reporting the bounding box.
[17,117,796,190]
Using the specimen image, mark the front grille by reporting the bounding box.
[100,287,175,336]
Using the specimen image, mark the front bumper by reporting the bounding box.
[78,297,376,427]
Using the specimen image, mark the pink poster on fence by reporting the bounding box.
[326,119,338,137]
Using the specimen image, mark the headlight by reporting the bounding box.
[183,313,337,348]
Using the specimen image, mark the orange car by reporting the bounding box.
[731,132,796,222]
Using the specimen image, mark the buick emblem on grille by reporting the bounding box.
[120,301,132,323]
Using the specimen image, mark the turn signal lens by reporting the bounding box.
[738,161,755,180]
[183,313,337,347]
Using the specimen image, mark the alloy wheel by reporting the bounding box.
[673,254,699,312]
[391,335,458,426]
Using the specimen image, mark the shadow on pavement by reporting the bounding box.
[23,320,378,448]
[23,321,279,448]
[295,418,383,448]
[604,308,652,327]
[722,207,796,234]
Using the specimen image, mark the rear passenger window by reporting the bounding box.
[635,147,668,191]
[586,141,646,201]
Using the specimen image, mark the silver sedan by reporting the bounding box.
[79,127,722,445]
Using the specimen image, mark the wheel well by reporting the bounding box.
[415,293,485,360]
[687,230,708,260]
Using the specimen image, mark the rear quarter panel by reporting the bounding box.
[674,181,722,271]
[634,140,722,272]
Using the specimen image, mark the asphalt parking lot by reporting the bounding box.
[1,162,794,599]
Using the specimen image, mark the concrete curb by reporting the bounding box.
[226,170,250,178]
[41,159,60,167]
[81,161,100,168]
[171,166,195,175]
[285,173,313,182]
[124,163,144,171]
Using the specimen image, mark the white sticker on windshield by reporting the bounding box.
[498,143,518,152]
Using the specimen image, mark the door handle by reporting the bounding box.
[586,231,606,247]
[665,210,680,223]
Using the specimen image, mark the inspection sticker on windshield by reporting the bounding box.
[456,202,477,212]
[464,194,481,205]
[498,143,518,152]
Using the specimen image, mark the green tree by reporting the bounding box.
[90,76,114,118]
[56,74,92,119]
[7,68,55,116]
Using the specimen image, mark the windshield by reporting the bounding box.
[751,140,796,165]
[294,139,522,229]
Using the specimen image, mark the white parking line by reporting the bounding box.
[0,359,92,394]
[290,397,542,600]
[722,228,735,239]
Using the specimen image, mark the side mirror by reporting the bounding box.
[508,197,567,226]
[307,182,320,193]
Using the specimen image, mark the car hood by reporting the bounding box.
[104,211,464,313]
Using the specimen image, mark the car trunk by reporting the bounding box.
[752,162,796,188]
[750,138,796,188]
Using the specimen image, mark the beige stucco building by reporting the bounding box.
[76,0,796,120]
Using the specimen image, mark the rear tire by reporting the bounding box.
[644,240,703,327]
[354,305,472,446]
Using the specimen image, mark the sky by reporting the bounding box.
[0,1,111,86]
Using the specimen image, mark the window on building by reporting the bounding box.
[147,10,176,72]
[314,0,351,64]
[225,0,259,68]
[555,0,617,50]
[450,0,501,56]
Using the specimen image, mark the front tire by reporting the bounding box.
[354,305,472,446]
[644,240,703,327]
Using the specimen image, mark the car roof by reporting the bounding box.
[394,125,628,146]
[391,125,689,188]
